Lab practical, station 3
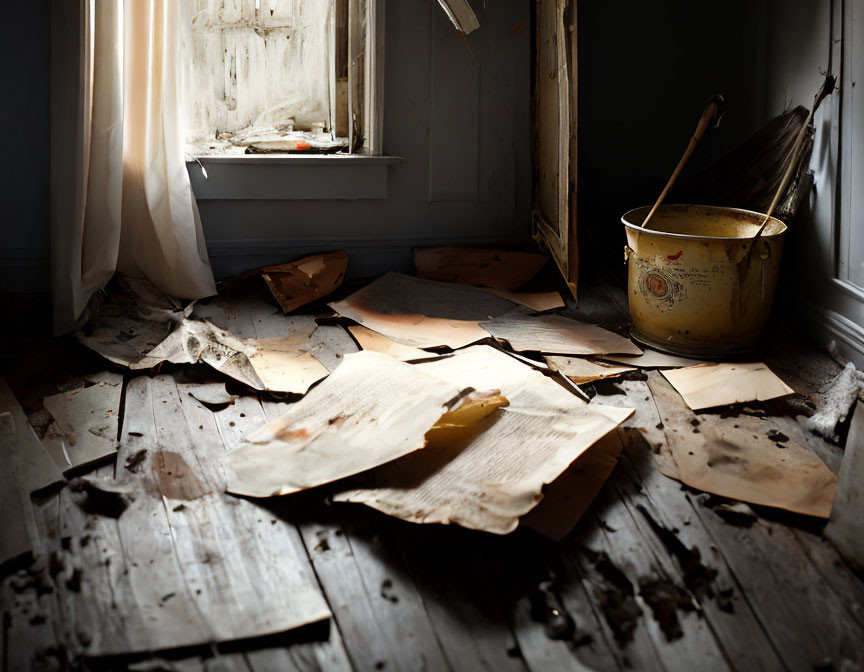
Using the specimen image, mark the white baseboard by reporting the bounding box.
[799,298,864,369]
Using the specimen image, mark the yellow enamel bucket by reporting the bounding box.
[622,204,787,358]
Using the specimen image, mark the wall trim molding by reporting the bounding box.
[800,298,864,368]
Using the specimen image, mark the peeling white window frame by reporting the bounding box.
[186,0,386,158]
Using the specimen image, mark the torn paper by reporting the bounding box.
[0,377,64,494]
[221,351,504,497]
[413,247,548,291]
[348,325,432,361]
[486,289,564,312]
[259,251,348,314]
[329,273,514,349]
[800,362,861,442]
[335,346,634,534]
[661,362,794,411]
[520,429,624,541]
[598,349,708,369]
[649,374,836,518]
[0,413,39,570]
[545,356,636,385]
[78,279,326,393]
[42,372,123,473]
[481,310,643,356]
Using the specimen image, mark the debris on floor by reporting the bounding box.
[334,346,633,534]
[257,250,348,314]
[329,272,515,348]
[221,351,507,497]
[598,349,708,369]
[41,371,123,472]
[481,309,643,356]
[800,361,862,442]
[660,362,794,410]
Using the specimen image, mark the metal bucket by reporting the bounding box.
[622,204,787,358]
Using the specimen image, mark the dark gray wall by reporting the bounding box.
[577,0,768,262]
[197,0,533,280]
[1,0,51,292]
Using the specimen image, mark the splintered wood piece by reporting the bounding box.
[481,310,643,356]
[329,272,515,349]
[485,288,564,312]
[648,372,837,518]
[260,250,348,314]
[826,401,864,570]
[661,362,794,410]
[335,346,634,534]
[0,377,64,494]
[545,355,636,384]
[221,351,498,497]
[520,428,625,540]
[348,325,432,361]
[413,247,548,291]
[47,376,332,657]
[42,371,123,472]
[0,413,38,570]
[598,349,709,369]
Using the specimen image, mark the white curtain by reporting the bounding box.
[51,0,216,335]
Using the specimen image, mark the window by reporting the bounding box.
[180,0,382,157]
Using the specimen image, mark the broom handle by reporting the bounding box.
[743,73,835,256]
[641,96,724,229]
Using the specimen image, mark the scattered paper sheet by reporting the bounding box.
[0,413,39,571]
[42,372,123,473]
[545,356,636,384]
[520,429,624,541]
[329,272,515,349]
[0,377,64,494]
[221,351,504,497]
[649,374,836,518]
[348,325,432,361]
[661,362,794,410]
[259,251,348,314]
[486,289,564,312]
[78,279,326,394]
[598,349,708,369]
[413,247,548,291]
[481,310,643,356]
[335,346,634,534]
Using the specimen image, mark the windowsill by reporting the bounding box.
[187,155,402,200]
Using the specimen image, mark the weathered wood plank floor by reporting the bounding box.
[2,281,863,672]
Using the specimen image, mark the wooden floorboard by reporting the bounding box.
[3,280,864,671]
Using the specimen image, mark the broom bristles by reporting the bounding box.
[673,105,812,219]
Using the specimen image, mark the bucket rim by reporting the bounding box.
[621,204,788,241]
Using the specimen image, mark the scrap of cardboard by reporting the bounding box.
[221,351,504,497]
[545,356,636,384]
[649,373,836,518]
[260,251,348,314]
[42,372,123,473]
[481,310,643,356]
[329,273,515,349]
[335,346,634,535]
[661,362,794,410]
[599,349,708,369]
[347,325,432,361]
[413,247,547,291]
